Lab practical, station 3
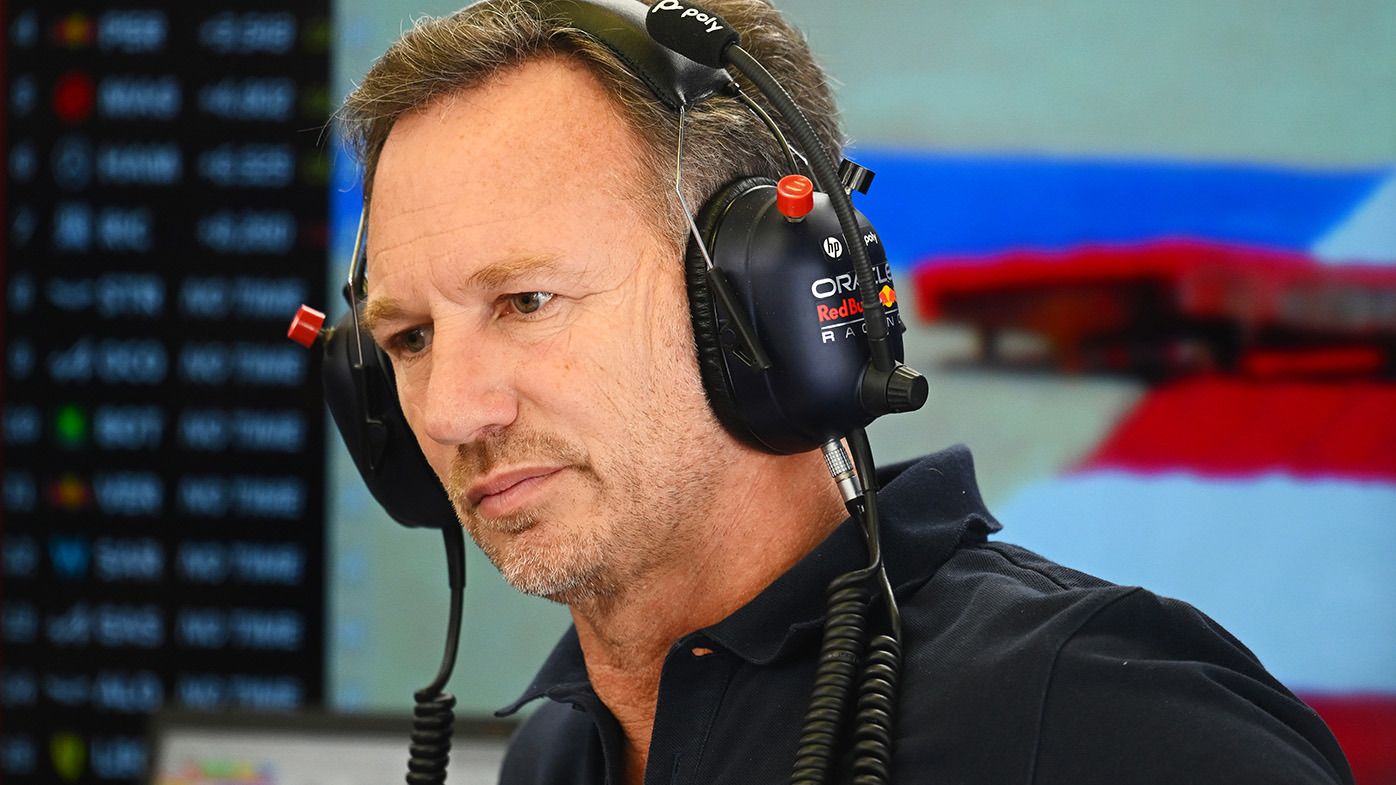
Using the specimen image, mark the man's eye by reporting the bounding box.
[507,291,554,315]
[393,326,431,355]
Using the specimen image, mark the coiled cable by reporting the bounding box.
[850,634,901,784]
[405,524,467,784]
[790,565,876,784]
[846,430,902,785]
[789,429,904,785]
[408,689,457,784]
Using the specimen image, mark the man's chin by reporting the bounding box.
[493,545,616,606]
[462,514,619,605]
[457,511,540,575]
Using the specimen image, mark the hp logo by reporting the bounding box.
[822,236,843,259]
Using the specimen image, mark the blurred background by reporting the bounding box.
[3,1,1393,783]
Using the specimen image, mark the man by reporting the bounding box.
[340,1,1353,782]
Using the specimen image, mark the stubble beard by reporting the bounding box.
[443,278,728,612]
[445,426,711,610]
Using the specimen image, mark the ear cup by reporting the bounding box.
[321,307,458,529]
[685,175,907,454]
[685,176,776,448]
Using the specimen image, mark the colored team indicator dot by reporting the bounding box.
[296,221,328,252]
[49,732,86,783]
[299,84,330,119]
[47,474,92,512]
[301,17,330,54]
[50,13,94,49]
[54,404,88,447]
[300,150,330,186]
[53,71,96,125]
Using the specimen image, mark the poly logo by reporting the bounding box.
[650,0,726,34]
[879,285,897,308]
[822,236,843,259]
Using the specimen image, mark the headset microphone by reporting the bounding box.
[645,0,741,68]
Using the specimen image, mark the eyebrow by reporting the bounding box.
[466,253,564,290]
[359,253,567,336]
[359,295,405,337]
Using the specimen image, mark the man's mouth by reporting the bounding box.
[466,465,568,518]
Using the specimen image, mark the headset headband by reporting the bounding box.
[542,0,734,110]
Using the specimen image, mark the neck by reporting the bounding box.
[569,448,846,784]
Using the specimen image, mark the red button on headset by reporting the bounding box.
[776,174,814,221]
[287,304,326,348]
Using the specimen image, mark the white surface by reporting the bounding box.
[153,727,508,785]
[1314,173,1396,264]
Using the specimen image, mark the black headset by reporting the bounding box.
[289,0,927,530]
[288,3,926,782]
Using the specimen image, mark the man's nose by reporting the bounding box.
[415,326,518,446]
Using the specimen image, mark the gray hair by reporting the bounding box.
[338,0,844,247]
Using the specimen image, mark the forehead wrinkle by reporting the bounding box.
[371,194,537,228]
[366,213,546,304]
[367,208,533,264]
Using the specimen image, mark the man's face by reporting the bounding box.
[364,57,732,605]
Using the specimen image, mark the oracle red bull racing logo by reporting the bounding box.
[810,266,901,344]
[816,296,864,322]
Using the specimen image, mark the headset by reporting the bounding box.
[287,1,928,783]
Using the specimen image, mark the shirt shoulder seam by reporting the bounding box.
[965,541,1082,592]
[1024,584,1145,785]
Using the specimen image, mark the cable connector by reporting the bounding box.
[821,439,862,504]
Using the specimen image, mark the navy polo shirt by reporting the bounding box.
[496,446,1352,785]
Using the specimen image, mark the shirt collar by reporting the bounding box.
[497,444,1000,717]
[497,624,592,716]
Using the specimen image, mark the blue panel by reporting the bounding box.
[330,143,364,252]
[846,149,1390,268]
[331,142,1391,272]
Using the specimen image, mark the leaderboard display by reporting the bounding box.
[3,6,330,783]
